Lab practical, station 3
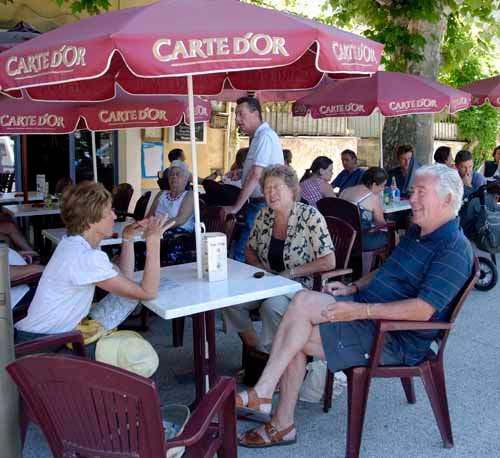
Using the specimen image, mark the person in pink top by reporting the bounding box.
[299,156,335,207]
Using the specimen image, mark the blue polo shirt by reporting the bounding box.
[356,218,473,364]
[331,168,364,193]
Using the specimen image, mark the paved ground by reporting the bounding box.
[23,277,500,458]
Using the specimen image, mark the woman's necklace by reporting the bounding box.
[167,190,184,201]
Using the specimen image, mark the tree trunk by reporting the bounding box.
[382,5,449,168]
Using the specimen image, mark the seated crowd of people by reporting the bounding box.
[5,94,495,453]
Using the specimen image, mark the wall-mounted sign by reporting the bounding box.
[141,141,164,178]
[170,121,206,144]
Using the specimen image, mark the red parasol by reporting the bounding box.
[460,75,500,107]
[0,0,383,277]
[292,71,471,164]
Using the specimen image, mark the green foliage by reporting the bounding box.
[53,0,111,15]
[440,15,500,167]
[455,106,500,167]
[324,1,500,164]
[324,0,445,71]
[324,1,500,72]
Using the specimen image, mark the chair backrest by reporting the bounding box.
[317,197,363,254]
[0,172,15,192]
[323,216,357,270]
[219,184,241,206]
[203,180,241,206]
[133,191,152,220]
[11,271,42,323]
[157,173,170,191]
[436,257,478,359]
[54,177,73,194]
[201,205,236,245]
[447,257,479,324]
[7,354,166,458]
[112,183,134,213]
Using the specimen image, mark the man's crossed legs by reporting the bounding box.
[237,289,331,447]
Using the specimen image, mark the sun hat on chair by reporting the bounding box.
[95,330,159,378]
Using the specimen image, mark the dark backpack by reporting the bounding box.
[475,203,500,253]
[463,186,500,253]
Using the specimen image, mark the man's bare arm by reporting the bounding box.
[322,297,436,323]
[226,165,263,214]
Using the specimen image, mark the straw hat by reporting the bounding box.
[95,330,159,378]
[67,318,108,350]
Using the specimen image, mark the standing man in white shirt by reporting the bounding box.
[225,97,283,262]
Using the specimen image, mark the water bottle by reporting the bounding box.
[44,193,53,208]
[383,187,391,205]
[390,176,400,203]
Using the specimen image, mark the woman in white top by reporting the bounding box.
[148,160,195,233]
[15,181,173,345]
[340,167,388,251]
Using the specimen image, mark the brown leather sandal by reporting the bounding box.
[236,387,272,423]
[239,421,297,448]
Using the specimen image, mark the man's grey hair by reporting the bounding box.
[414,163,463,215]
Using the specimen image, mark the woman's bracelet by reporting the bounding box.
[289,267,296,278]
[122,237,133,243]
[366,304,373,319]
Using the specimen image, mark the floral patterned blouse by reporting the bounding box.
[248,202,335,289]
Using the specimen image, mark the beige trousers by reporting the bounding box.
[221,294,293,348]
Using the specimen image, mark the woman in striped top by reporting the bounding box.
[299,156,335,208]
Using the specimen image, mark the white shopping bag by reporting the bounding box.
[299,360,347,403]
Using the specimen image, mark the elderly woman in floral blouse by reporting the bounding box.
[223,164,335,351]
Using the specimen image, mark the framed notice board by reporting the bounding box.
[170,121,206,144]
[141,141,164,178]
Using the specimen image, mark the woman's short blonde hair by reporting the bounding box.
[61,181,112,235]
[260,164,300,202]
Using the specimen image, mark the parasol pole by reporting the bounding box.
[0,242,22,458]
[21,135,29,203]
[187,75,203,279]
[91,131,98,183]
[379,114,384,168]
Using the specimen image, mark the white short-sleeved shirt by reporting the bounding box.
[9,249,30,309]
[241,122,283,198]
[16,235,118,334]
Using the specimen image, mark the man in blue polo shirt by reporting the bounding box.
[455,149,486,198]
[331,149,364,193]
[236,163,473,448]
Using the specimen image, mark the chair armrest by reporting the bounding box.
[11,272,42,288]
[165,377,235,449]
[367,320,451,370]
[363,222,396,233]
[313,269,353,291]
[15,331,86,357]
[318,268,353,280]
[379,320,452,332]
